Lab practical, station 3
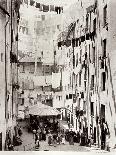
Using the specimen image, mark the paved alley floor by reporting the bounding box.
[14,121,109,152]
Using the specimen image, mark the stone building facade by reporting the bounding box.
[55,0,116,149]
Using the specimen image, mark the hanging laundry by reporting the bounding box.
[50,5,54,11]
[30,0,35,6]
[52,73,61,89]
[43,4,49,12]
[58,7,61,14]
[39,4,43,11]
[35,2,40,8]
[55,6,59,14]
[61,6,63,13]
[62,71,70,86]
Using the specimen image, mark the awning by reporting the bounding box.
[29,103,61,116]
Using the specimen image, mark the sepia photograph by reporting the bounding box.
[0,0,116,153]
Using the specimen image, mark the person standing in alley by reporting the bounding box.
[101,121,106,150]
[35,132,38,144]
[32,129,36,139]
[48,131,52,146]
[18,126,22,137]
[57,132,61,145]
[68,120,70,129]
[53,133,57,147]
[61,130,65,144]
[106,133,110,151]
[69,129,74,145]
[36,134,40,147]
[77,131,80,143]
[42,128,46,141]
[35,134,40,150]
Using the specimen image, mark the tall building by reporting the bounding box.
[55,0,116,149]
[18,0,64,111]
[0,0,20,150]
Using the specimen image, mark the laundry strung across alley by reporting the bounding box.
[0,0,116,153]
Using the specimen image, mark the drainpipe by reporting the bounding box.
[10,0,14,120]
[0,2,10,151]
[0,1,10,122]
[5,15,10,121]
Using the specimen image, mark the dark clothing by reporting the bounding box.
[77,132,80,143]
[50,5,54,11]
[35,2,40,8]
[69,136,74,145]
[48,135,52,145]
[53,134,57,146]
[42,132,46,141]
[35,133,38,144]
[53,134,57,140]
[69,131,74,145]
[43,5,49,12]
[80,133,86,146]
[18,128,22,136]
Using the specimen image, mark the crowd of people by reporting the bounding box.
[32,123,65,148]
[31,122,89,150]
[28,116,90,149]
[26,116,111,151]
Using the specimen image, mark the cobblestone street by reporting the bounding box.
[14,121,89,151]
[14,121,108,152]
[1,0,116,152]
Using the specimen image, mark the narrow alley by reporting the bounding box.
[0,0,116,153]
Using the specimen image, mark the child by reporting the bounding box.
[61,134,65,144]
[48,132,52,146]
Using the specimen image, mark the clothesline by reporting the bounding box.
[57,29,96,48]
[21,0,64,14]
